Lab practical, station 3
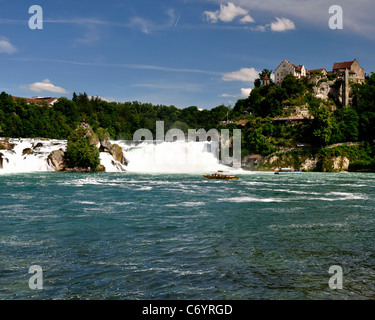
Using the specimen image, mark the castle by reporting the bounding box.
[274,58,365,106]
[274,58,365,86]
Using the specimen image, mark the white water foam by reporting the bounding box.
[99,152,126,172]
[1,138,244,174]
[116,140,237,174]
[0,138,126,174]
[166,201,205,207]
[218,196,285,203]
[0,138,62,173]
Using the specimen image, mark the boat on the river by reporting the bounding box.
[274,168,303,175]
[203,170,239,180]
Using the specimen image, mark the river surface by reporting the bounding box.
[0,172,374,300]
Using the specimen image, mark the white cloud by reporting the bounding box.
[221,88,252,99]
[43,10,177,35]
[251,17,295,33]
[133,82,202,92]
[240,88,252,97]
[24,79,68,94]
[129,17,152,34]
[221,93,237,98]
[204,0,375,38]
[204,2,254,24]
[252,24,267,32]
[90,96,118,102]
[240,15,255,24]
[204,11,219,23]
[218,3,248,22]
[222,67,259,82]
[128,9,176,34]
[0,37,16,54]
[270,17,296,32]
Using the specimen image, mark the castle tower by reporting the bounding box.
[343,68,349,107]
[262,76,270,86]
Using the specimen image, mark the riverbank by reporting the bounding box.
[242,142,375,173]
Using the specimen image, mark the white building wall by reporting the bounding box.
[275,60,296,85]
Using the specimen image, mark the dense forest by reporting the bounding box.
[0,91,230,141]
[1,70,375,165]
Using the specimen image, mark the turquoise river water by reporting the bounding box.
[0,171,374,300]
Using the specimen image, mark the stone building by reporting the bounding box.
[274,59,307,85]
[332,59,365,84]
[273,58,366,106]
[307,68,328,84]
[307,68,328,77]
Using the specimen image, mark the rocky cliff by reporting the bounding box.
[243,151,351,172]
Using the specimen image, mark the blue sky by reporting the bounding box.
[1,0,375,109]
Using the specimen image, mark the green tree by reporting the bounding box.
[171,121,189,134]
[352,72,375,141]
[311,106,333,146]
[254,69,273,88]
[262,117,275,137]
[247,87,263,116]
[245,128,276,155]
[53,97,79,121]
[281,74,305,97]
[260,86,287,117]
[334,106,359,142]
[259,69,272,80]
[0,92,16,113]
[65,125,100,170]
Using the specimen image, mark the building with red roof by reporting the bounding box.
[332,58,365,83]
[12,96,59,107]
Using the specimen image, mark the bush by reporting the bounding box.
[318,78,328,85]
[327,74,337,81]
[349,160,375,172]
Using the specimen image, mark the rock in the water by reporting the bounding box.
[98,131,128,166]
[22,148,34,155]
[33,142,44,150]
[110,144,128,166]
[100,138,112,152]
[0,139,15,150]
[48,150,66,171]
[97,164,106,172]
[0,152,3,169]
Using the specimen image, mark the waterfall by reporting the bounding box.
[0,138,125,173]
[116,140,232,174]
[0,138,62,173]
[0,138,238,174]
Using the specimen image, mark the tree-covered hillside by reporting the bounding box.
[229,71,375,157]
